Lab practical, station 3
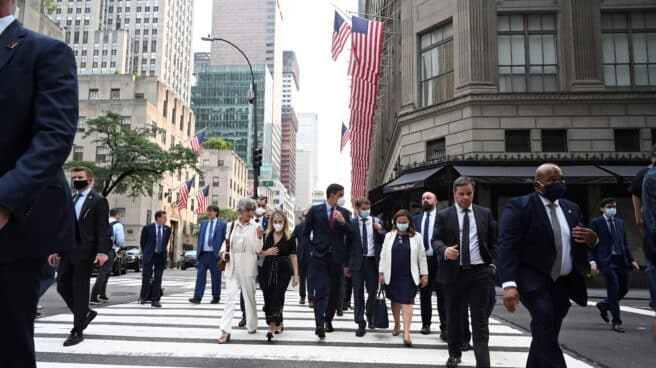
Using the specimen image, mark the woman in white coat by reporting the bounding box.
[379,209,428,347]
[217,197,264,343]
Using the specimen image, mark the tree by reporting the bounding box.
[66,112,201,198]
[42,0,57,14]
[203,138,234,150]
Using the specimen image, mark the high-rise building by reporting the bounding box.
[17,0,64,40]
[282,51,300,112]
[52,0,193,103]
[194,52,211,74]
[295,150,314,212]
[296,112,319,184]
[281,109,297,195]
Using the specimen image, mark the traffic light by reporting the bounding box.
[253,147,263,169]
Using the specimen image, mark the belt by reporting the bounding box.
[459,263,487,270]
[363,256,376,260]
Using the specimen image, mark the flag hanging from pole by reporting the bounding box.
[340,122,351,152]
[177,177,195,210]
[195,185,210,214]
[190,130,206,153]
[348,16,384,82]
[331,11,351,61]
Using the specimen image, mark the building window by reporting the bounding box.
[498,14,558,92]
[212,195,219,205]
[199,176,205,187]
[541,129,568,152]
[652,128,656,147]
[95,146,109,163]
[73,146,83,161]
[77,117,86,132]
[505,130,531,152]
[158,184,164,200]
[121,116,132,128]
[614,129,641,152]
[218,160,225,167]
[602,12,656,87]
[110,88,120,100]
[419,22,454,107]
[426,138,446,161]
[88,88,99,100]
[203,159,210,167]
[146,210,152,224]
[212,176,220,187]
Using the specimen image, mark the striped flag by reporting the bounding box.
[340,122,351,152]
[190,130,206,153]
[195,185,210,214]
[331,11,351,61]
[348,16,384,82]
[177,177,195,210]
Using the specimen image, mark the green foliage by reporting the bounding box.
[66,112,201,198]
[42,0,57,13]
[202,138,234,150]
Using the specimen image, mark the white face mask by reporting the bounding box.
[337,198,346,207]
[273,223,284,232]
[255,207,266,216]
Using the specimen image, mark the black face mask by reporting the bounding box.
[541,182,566,202]
[73,180,89,190]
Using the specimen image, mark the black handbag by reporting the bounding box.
[373,286,389,329]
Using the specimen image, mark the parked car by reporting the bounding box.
[180,250,197,270]
[91,250,126,276]
[119,246,142,273]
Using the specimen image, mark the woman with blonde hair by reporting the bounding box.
[261,210,299,341]
[379,209,428,347]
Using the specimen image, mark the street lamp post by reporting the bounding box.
[201,36,259,198]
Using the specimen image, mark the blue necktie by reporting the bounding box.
[156,226,162,253]
[423,212,431,250]
[208,221,215,248]
[608,219,622,254]
[361,219,368,254]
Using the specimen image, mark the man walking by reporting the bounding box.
[640,164,656,342]
[91,208,125,304]
[52,166,110,346]
[139,211,171,307]
[0,0,78,364]
[434,177,498,368]
[304,184,352,339]
[293,210,314,306]
[189,205,226,304]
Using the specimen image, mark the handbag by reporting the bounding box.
[217,221,236,271]
[373,286,389,329]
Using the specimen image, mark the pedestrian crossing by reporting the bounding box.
[35,284,595,367]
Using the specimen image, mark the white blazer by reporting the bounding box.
[379,230,428,285]
[219,221,263,278]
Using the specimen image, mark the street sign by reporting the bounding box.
[262,180,274,187]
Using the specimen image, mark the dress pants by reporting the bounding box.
[599,256,629,324]
[341,273,352,308]
[38,260,56,299]
[91,251,115,299]
[352,257,378,326]
[646,261,656,311]
[219,273,258,334]
[57,255,93,333]
[298,255,314,301]
[140,253,166,302]
[463,278,497,343]
[520,275,571,368]
[420,254,447,331]
[0,257,44,368]
[311,255,342,327]
[444,265,491,367]
[193,251,222,300]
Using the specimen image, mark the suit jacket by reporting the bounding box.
[588,216,634,269]
[432,205,498,284]
[196,219,227,260]
[70,190,111,263]
[303,203,353,264]
[346,216,385,271]
[498,192,591,306]
[0,21,78,261]
[293,221,312,261]
[140,223,171,264]
[379,231,428,285]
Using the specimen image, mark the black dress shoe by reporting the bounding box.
[139,298,146,305]
[238,316,247,327]
[421,325,431,335]
[440,329,448,341]
[99,295,109,302]
[82,310,98,330]
[461,342,472,351]
[89,297,101,305]
[597,302,610,323]
[188,298,201,304]
[325,322,334,332]
[266,331,274,342]
[336,309,344,317]
[355,325,366,337]
[151,301,162,308]
[63,331,84,347]
[315,327,326,339]
[211,297,220,304]
[367,320,374,330]
[612,323,625,333]
[446,356,461,368]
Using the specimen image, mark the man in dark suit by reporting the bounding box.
[189,205,227,304]
[498,163,598,368]
[433,177,498,368]
[304,183,352,339]
[345,197,386,336]
[294,210,314,306]
[140,210,171,307]
[51,167,110,347]
[589,198,640,332]
[0,2,78,363]
[413,191,448,339]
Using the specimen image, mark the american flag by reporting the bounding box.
[177,177,195,210]
[195,185,210,214]
[190,130,206,153]
[340,122,351,152]
[348,16,384,82]
[331,11,351,61]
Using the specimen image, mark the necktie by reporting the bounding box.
[423,212,431,251]
[548,203,563,281]
[72,193,82,204]
[361,219,368,254]
[461,208,470,267]
[156,226,162,253]
[608,219,621,254]
[329,207,335,230]
[208,220,215,247]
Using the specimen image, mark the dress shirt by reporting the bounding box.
[0,15,15,36]
[228,221,258,253]
[203,219,217,252]
[455,203,484,265]
[155,224,165,253]
[109,216,125,251]
[421,208,437,256]
[73,188,92,219]
[359,216,376,256]
[325,201,334,218]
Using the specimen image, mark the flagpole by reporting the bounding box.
[331,3,351,23]
[184,128,207,144]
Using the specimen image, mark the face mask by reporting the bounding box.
[396,223,409,232]
[73,180,89,190]
[337,198,346,207]
[273,223,284,232]
[255,207,266,216]
[605,208,617,218]
[541,182,566,202]
[359,210,370,218]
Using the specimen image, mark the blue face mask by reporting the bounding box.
[605,208,617,218]
[396,223,409,232]
[542,182,566,202]
[359,210,370,218]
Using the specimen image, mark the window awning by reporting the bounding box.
[383,166,442,193]
[598,165,647,184]
[451,165,616,184]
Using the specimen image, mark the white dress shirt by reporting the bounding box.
[109,216,125,251]
[0,15,16,36]
[358,216,376,256]
[73,188,92,219]
[420,208,437,256]
[455,203,484,265]
[203,219,217,252]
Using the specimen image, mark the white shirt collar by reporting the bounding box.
[0,15,16,37]
[76,187,92,197]
[538,194,560,207]
[455,203,473,213]
[603,214,614,221]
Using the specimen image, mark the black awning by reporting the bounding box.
[560,165,617,184]
[598,165,646,184]
[451,165,617,184]
[383,166,442,193]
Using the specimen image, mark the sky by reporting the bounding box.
[192,0,358,200]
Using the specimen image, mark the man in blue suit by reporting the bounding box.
[139,210,171,307]
[0,1,78,365]
[189,205,227,304]
[345,197,386,336]
[304,183,353,339]
[499,163,598,368]
[589,198,640,332]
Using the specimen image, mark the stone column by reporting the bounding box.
[399,0,417,114]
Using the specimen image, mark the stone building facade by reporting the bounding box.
[198,149,249,210]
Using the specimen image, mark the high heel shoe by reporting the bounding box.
[217,332,231,344]
[392,328,401,336]
[266,331,274,342]
[403,333,412,347]
[275,324,284,334]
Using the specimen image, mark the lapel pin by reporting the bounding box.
[6,41,18,49]
[568,210,572,214]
